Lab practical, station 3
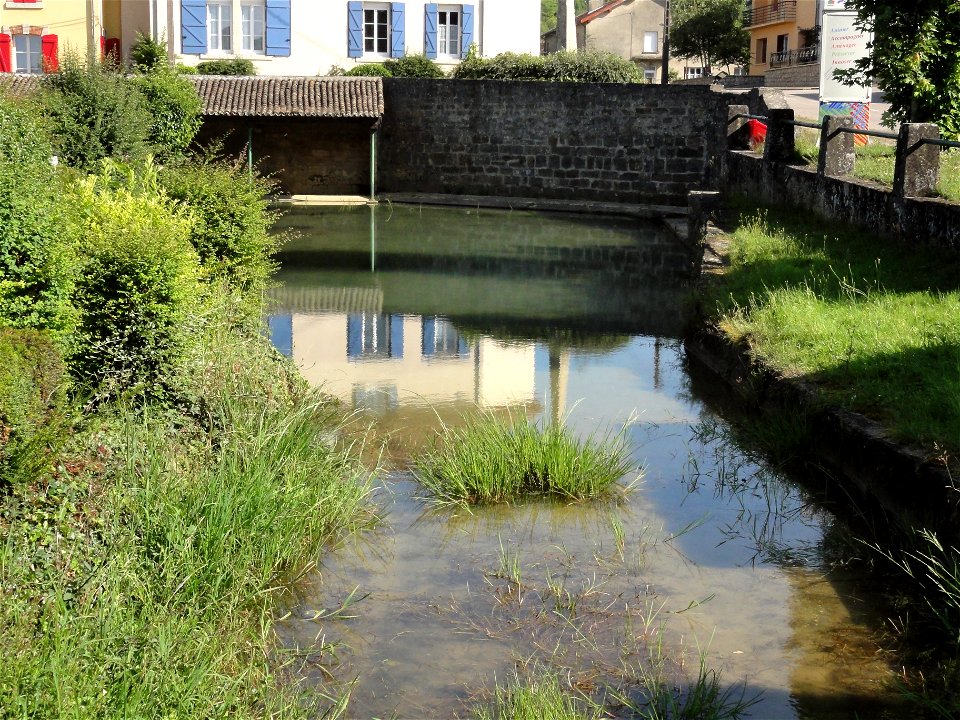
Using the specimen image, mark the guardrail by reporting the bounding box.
[769,46,819,68]
[743,0,797,27]
[726,106,956,198]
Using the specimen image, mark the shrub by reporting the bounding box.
[195,58,256,76]
[129,32,167,73]
[452,50,642,83]
[67,171,201,395]
[131,69,203,157]
[384,53,445,78]
[41,54,152,171]
[0,328,67,488]
[159,157,280,293]
[344,63,393,77]
[0,95,76,332]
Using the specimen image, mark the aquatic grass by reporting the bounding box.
[412,414,639,507]
[473,669,602,720]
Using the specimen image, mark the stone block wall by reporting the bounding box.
[763,63,819,88]
[378,79,742,205]
[196,117,375,195]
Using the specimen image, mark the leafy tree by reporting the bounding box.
[836,1,960,138]
[670,0,750,75]
[541,0,588,34]
[129,32,168,73]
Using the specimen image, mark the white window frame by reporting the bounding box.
[13,33,42,73]
[437,5,461,58]
[241,1,265,54]
[363,2,391,58]
[643,67,656,82]
[642,30,657,54]
[207,1,233,52]
[684,66,704,79]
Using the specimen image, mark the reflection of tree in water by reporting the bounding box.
[455,320,633,355]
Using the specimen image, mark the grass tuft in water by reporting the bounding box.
[473,669,602,720]
[413,414,639,507]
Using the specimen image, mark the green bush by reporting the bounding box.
[42,54,152,171]
[384,53,445,78]
[67,172,201,395]
[159,158,279,293]
[0,328,67,488]
[195,58,256,76]
[344,63,393,77]
[453,50,642,83]
[0,96,76,333]
[129,32,167,73]
[131,69,203,157]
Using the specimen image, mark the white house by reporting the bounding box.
[104,1,541,76]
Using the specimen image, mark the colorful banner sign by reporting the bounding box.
[819,11,871,103]
[819,101,870,146]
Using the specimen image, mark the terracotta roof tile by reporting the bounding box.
[191,76,384,118]
[0,74,385,119]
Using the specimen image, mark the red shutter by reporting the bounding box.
[41,34,58,72]
[0,34,11,73]
[99,34,106,58]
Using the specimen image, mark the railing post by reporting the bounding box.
[763,108,795,163]
[893,123,941,198]
[727,104,750,151]
[817,116,855,177]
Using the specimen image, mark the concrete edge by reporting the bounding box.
[378,193,688,218]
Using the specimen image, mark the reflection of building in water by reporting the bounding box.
[269,312,536,412]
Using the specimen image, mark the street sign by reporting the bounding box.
[819,11,871,103]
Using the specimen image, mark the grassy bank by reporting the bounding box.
[708,203,960,463]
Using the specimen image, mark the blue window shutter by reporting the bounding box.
[265,0,291,56]
[461,4,474,58]
[347,1,363,58]
[424,3,438,59]
[181,0,207,55]
[390,315,404,358]
[390,3,405,58]
[422,317,436,356]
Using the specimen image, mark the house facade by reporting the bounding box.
[0,0,105,73]
[744,0,821,76]
[542,0,702,82]
[102,0,540,76]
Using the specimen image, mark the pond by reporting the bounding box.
[267,205,902,719]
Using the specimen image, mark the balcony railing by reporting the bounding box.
[743,0,797,27]
[769,45,819,68]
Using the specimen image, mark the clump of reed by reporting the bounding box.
[413,414,639,507]
[473,669,601,720]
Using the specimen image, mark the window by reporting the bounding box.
[208,1,232,51]
[14,34,41,73]
[347,313,403,359]
[683,66,704,79]
[364,3,390,55]
[755,37,767,63]
[643,67,656,82]
[241,1,265,53]
[437,6,460,56]
[642,31,657,54]
[776,33,789,53]
[422,317,468,359]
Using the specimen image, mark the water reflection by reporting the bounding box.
[267,206,899,719]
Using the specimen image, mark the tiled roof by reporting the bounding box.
[0,74,384,119]
[0,73,42,97]
[192,76,384,118]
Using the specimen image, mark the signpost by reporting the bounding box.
[819,0,872,144]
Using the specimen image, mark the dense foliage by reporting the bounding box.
[132,69,203,157]
[385,53,446,78]
[837,0,960,138]
[42,54,153,172]
[195,58,256,75]
[344,62,394,77]
[453,50,642,83]
[129,32,168,73]
[670,0,750,74]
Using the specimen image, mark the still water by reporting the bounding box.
[268,205,901,719]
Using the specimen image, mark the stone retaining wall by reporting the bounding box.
[378,79,748,206]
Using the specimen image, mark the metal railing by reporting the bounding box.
[743,0,797,28]
[769,45,819,68]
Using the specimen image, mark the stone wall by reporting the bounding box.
[378,79,747,205]
[196,117,375,196]
[725,151,960,253]
[763,63,819,88]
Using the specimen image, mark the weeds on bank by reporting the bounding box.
[712,204,960,460]
[413,414,640,508]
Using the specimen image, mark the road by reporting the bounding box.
[779,87,892,131]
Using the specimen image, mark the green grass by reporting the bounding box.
[413,414,639,507]
[474,670,601,720]
[0,290,374,719]
[711,205,960,462]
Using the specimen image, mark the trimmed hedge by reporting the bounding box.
[195,58,256,76]
[385,54,445,78]
[344,63,393,77]
[453,50,642,83]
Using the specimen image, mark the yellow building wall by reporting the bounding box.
[746,0,819,75]
[1,0,104,65]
